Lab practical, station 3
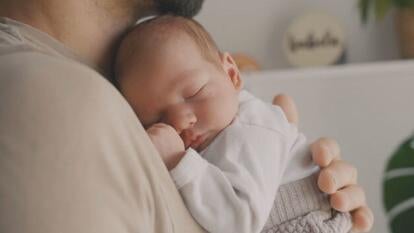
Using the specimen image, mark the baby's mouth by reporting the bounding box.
[189,135,205,150]
[181,131,195,148]
[182,131,206,150]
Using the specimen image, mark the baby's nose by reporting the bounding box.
[176,112,197,133]
[164,107,197,133]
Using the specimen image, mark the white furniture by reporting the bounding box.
[243,61,414,233]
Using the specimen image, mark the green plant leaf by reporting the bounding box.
[359,0,372,23]
[375,0,393,19]
[394,0,414,8]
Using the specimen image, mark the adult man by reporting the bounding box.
[0,0,372,232]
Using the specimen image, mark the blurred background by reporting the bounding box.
[196,0,399,70]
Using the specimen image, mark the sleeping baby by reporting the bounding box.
[114,15,352,233]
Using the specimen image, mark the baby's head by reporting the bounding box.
[115,15,242,151]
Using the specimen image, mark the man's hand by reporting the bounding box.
[147,123,186,170]
[273,94,374,233]
[311,138,374,233]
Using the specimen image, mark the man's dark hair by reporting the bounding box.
[154,0,204,18]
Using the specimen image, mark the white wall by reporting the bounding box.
[196,0,400,70]
[243,60,414,233]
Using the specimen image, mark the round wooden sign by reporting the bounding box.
[283,12,346,68]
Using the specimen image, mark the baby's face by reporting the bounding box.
[119,33,241,151]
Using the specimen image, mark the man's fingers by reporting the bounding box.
[311,138,341,167]
[351,206,374,233]
[272,94,299,126]
[331,184,374,232]
[318,160,358,194]
[330,184,364,212]
[330,184,374,232]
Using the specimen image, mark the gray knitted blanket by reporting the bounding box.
[262,174,352,233]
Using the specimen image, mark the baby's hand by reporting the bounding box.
[146,123,186,170]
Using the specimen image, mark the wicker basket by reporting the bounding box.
[396,8,414,58]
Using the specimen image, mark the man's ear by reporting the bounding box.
[220,52,243,91]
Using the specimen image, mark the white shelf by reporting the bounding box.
[244,60,414,81]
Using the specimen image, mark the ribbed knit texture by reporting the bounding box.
[262,174,352,233]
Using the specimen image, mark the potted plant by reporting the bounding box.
[359,0,414,58]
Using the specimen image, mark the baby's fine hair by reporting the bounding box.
[114,15,222,83]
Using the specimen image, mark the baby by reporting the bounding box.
[114,15,352,233]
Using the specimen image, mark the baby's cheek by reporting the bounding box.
[194,94,235,129]
[214,98,237,127]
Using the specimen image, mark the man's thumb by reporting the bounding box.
[272,94,299,126]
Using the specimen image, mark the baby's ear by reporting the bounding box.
[220,52,243,91]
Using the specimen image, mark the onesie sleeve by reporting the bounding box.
[170,119,296,233]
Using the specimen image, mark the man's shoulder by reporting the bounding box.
[0,50,98,82]
[0,50,132,121]
[0,50,115,97]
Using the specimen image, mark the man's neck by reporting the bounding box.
[0,0,153,76]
